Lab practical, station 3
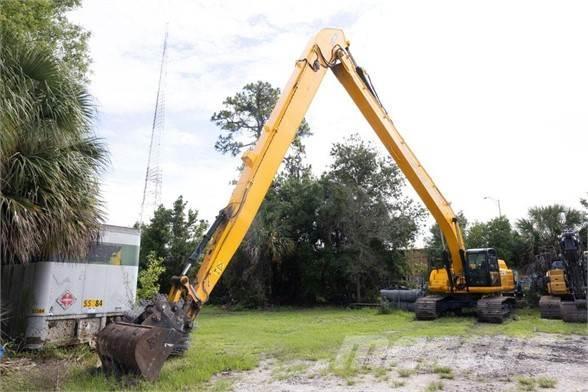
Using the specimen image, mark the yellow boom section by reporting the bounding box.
[330,51,467,277]
[193,28,466,303]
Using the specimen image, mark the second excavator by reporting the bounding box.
[539,228,587,322]
[96,28,517,380]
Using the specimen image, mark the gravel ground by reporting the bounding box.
[211,333,588,392]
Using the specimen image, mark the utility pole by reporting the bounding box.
[483,196,502,218]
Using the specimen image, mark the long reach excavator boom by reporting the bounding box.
[96,28,515,381]
[186,28,468,310]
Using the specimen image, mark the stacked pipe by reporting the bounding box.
[380,289,424,312]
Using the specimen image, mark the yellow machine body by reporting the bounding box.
[428,259,515,294]
[546,269,569,296]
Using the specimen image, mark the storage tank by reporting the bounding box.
[1,225,140,348]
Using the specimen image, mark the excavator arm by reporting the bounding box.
[96,28,468,381]
[179,28,467,317]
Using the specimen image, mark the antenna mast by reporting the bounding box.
[139,26,168,225]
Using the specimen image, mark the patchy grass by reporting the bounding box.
[397,368,414,378]
[471,308,586,336]
[207,378,234,392]
[516,376,537,391]
[2,307,585,391]
[1,344,96,391]
[272,362,308,380]
[432,365,454,379]
[329,342,359,381]
[372,366,388,380]
[425,380,444,391]
[537,377,557,389]
[515,375,557,391]
[8,343,95,362]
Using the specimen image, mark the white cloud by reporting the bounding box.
[72,1,588,240]
[164,126,202,147]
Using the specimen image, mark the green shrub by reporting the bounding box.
[137,251,165,300]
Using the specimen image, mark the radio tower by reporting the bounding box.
[139,26,168,225]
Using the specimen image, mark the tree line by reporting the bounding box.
[138,81,588,305]
[426,203,587,272]
[140,136,426,304]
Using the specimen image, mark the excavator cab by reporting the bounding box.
[465,248,501,287]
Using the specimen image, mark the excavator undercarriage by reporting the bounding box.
[539,295,588,323]
[475,296,516,323]
[414,295,473,320]
[415,294,516,323]
[540,295,587,323]
[559,299,587,322]
[539,295,562,319]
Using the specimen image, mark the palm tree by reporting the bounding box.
[516,204,584,257]
[0,38,108,264]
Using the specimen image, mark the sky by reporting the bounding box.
[70,0,588,243]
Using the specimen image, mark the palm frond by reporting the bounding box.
[1,37,108,264]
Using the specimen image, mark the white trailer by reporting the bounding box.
[1,225,140,348]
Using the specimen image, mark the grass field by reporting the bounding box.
[3,307,586,391]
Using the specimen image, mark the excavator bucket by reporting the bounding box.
[96,322,181,381]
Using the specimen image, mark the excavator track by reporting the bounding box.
[415,295,446,320]
[476,296,514,323]
[539,295,562,319]
[560,300,587,323]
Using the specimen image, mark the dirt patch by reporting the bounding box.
[1,356,72,390]
[0,346,96,391]
[210,334,588,391]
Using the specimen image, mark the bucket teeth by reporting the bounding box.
[96,322,182,381]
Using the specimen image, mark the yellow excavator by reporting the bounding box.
[539,229,587,322]
[96,28,516,380]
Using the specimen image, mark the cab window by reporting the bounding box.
[468,252,486,270]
